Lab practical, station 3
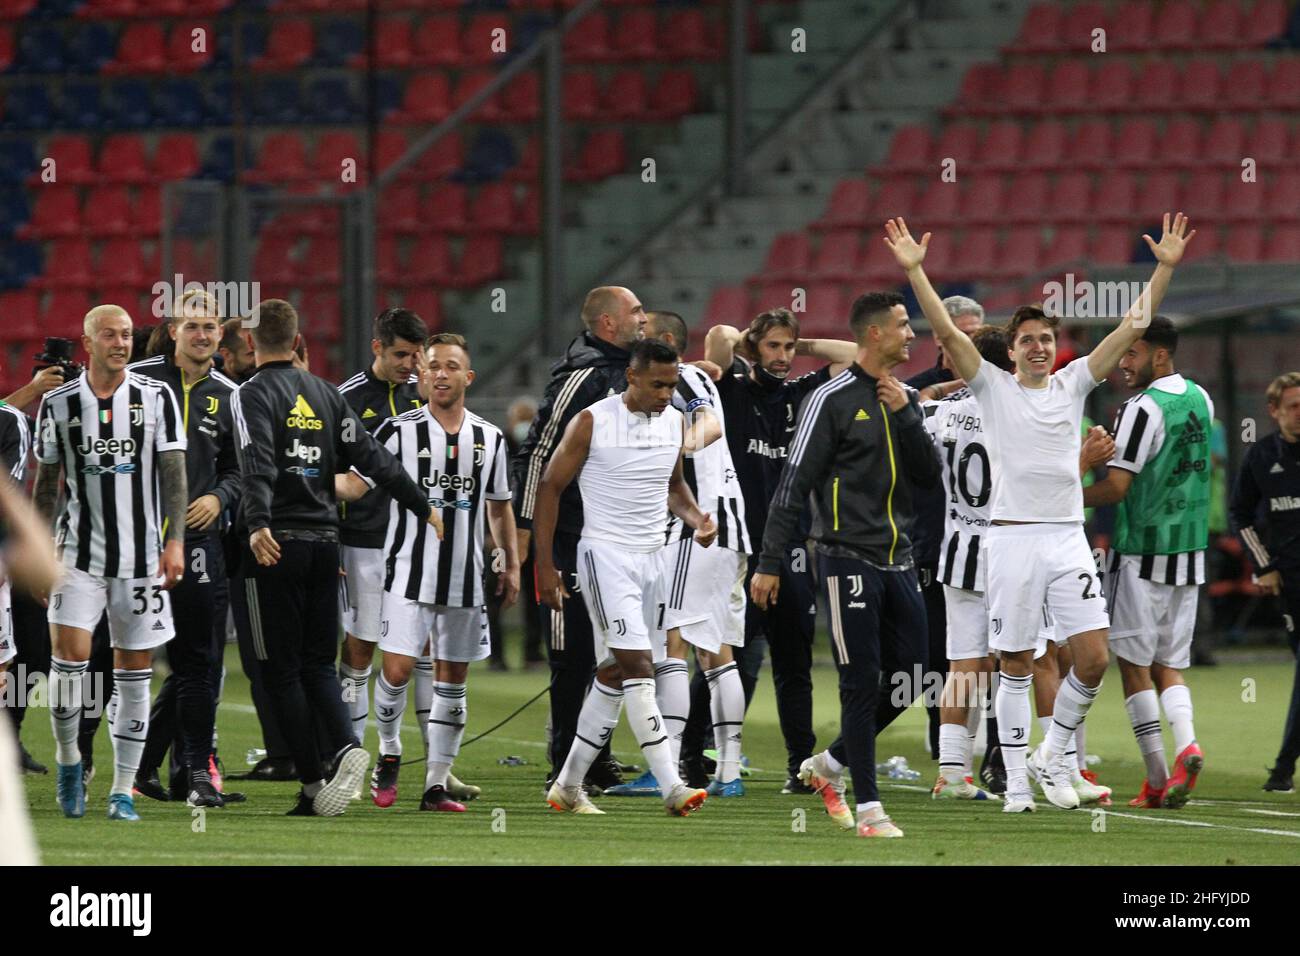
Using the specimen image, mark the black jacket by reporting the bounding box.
[758,363,941,574]
[1230,431,1300,575]
[128,355,240,540]
[511,331,631,537]
[337,366,424,548]
[231,361,430,537]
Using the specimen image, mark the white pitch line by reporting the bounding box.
[1236,807,1300,818]
[1098,807,1300,840]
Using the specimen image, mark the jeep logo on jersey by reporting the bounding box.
[77,436,137,456]
[286,438,322,463]
[422,471,475,493]
[286,394,324,430]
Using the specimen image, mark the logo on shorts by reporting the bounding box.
[847,574,863,597]
[52,594,63,609]
[380,621,390,637]
[991,618,1002,635]
[612,619,627,636]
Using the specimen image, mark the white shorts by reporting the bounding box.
[0,579,14,666]
[340,545,386,643]
[1105,554,1199,669]
[984,523,1109,655]
[948,586,1056,661]
[576,538,661,660]
[48,565,174,651]
[656,538,747,655]
[378,593,490,663]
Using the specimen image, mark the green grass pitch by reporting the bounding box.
[21,644,1300,865]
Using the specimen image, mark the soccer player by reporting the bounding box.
[1230,371,1300,793]
[338,333,520,812]
[335,308,426,750]
[512,287,645,792]
[128,290,240,808]
[889,212,1194,812]
[33,304,189,821]
[1082,316,1212,809]
[229,299,440,816]
[0,397,31,691]
[536,339,716,816]
[756,293,942,838]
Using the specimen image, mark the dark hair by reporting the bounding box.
[647,310,688,352]
[248,298,298,350]
[629,338,678,369]
[145,323,174,359]
[744,308,800,356]
[970,325,1013,372]
[220,317,245,352]
[848,291,905,340]
[373,307,428,348]
[1140,314,1178,355]
[1004,305,1059,347]
[135,325,159,359]
[426,331,469,359]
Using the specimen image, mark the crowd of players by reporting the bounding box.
[1,210,1299,837]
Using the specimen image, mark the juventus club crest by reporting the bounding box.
[206,396,220,415]
[612,619,627,636]
[473,443,485,465]
[846,574,863,597]
[130,404,144,426]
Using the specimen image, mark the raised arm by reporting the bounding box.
[532,410,593,610]
[796,338,856,377]
[884,218,982,382]
[704,324,744,371]
[1087,213,1195,382]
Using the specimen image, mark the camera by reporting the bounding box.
[33,337,85,382]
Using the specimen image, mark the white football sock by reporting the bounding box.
[556,680,623,790]
[623,677,683,793]
[705,662,744,783]
[374,673,408,757]
[413,657,434,752]
[938,723,968,780]
[338,662,371,748]
[1045,669,1099,759]
[1074,722,1088,771]
[49,657,87,766]
[1125,689,1167,788]
[110,668,152,796]
[653,658,690,767]
[964,701,982,776]
[1160,684,1196,755]
[996,671,1033,793]
[822,748,845,775]
[425,681,466,791]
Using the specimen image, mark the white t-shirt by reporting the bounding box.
[966,356,1102,523]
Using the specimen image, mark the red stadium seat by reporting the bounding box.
[991,226,1043,279]
[759,232,812,281]
[99,238,153,284]
[931,123,979,168]
[880,124,932,173]
[703,284,750,329]
[1180,60,1222,110]
[413,131,464,180]
[43,292,94,339]
[375,235,405,284]
[1114,118,1157,168]
[411,15,461,67]
[1003,172,1050,223]
[662,10,717,60]
[612,8,657,59]
[1136,172,1182,221]
[1089,226,1134,265]
[973,121,1024,172]
[647,70,698,121]
[1109,0,1155,51]
[512,186,539,235]
[1249,117,1290,166]
[299,290,342,343]
[252,236,298,284]
[1094,171,1140,222]
[914,180,961,226]
[454,234,503,287]
[563,71,600,121]
[1043,228,1088,268]
[566,129,625,182]
[97,134,150,184]
[461,14,510,66]
[35,239,94,289]
[33,135,95,185]
[1133,61,1179,110]
[1223,61,1268,111]
[105,23,166,74]
[814,179,871,230]
[85,185,133,236]
[375,129,411,177]
[951,63,1001,115]
[1067,118,1113,170]
[1201,0,1245,49]
[1224,224,1264,262]
[1052,172,1093,224]
[254,19,313,71]
[501,72,539,122]
[1021,120,1067,170]
[315,132,364,187]
[1000,62,1047,113]
[406,235,454,284]
[0,291,39,342]
[563,12,611,62]
[1202,118,1246,167]
[1162,117,1203,168]
[1090,60,1134,112]
[1220,171,1266,222]
[914,231,952,278]
[1179,225,1221,262]
[1243,0,1288,46]
[1184,170,1225,221]
[950,228,997,281]
[152,133,200,180]
[1154,0,1199,50]
[1004,3,1063,54]
[1266,59,1300,109]
[798,283,848,338]
[866,178,918,220]
[859,234,898,284]
[960,175,1004,223]
[1060,3,1108,52]
[602,70,649,121]
[167,21,214,71]
[1045,60,1090,113]
[301,236,340,285]
[467,182,514,233]
[130,184,160,236]
[752,281,799,313]
[370,17,413,68]
[424,183,468,233]
[1268,172,1300,221]
[1266,225,1300,262]
[168,238,216,283]
[809,231,859,282]
[378,184,423,234]
[398,287,442,330]
[505,134,537,183]
[0,25,11,72]
[245,132,309,183]
[452,70,503,122]
[16,186,80,239]
[390,74,452,124]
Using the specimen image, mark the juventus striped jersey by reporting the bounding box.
[35,371,186,578]
[923,388,992,591]
[1108,373,1215,586]
[665,363,750,553]
[378,406,512,606]
[0,401,31,482]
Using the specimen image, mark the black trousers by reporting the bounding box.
[543,530,598,774]
[1275,582,1300,772]
[2,589,49,737]
[228,557,290,760]
[918,564,949,760]
[244,537,355,785]
[822,556,928,804]
[140,536,228,780]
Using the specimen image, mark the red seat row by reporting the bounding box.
[18,185,163,238]
[256,234,504,289]
[376,183,539,236]
[25,133,201,185]
[102,20,217,74]
[20,238,160,288]
[1005,0,1288,55]
[561,9,721,62]
[74,0,231,16]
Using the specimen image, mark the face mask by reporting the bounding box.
[753,364,787,390]
[511,422,531,444]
